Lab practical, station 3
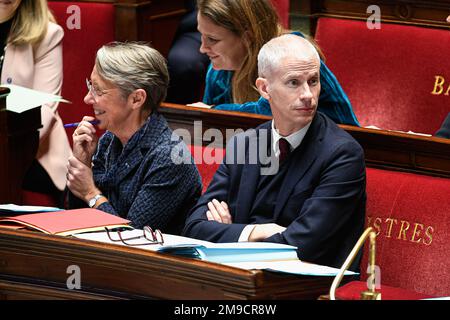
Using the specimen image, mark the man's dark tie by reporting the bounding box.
[278,138,291,163]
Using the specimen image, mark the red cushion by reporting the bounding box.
[21,190,58,207]
[336,281,435,300]
[189,145,225,194]
[363,168,450,297]
[315,18,450,134]
[48,1,114,143]
[271,0,289,28]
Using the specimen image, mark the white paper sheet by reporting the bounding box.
[0,204,62,213]
[1,84,70,113]
[223,259,357,276]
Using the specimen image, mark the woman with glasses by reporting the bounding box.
[192,0,359,126]
[1,0,71,205]
[66,42,202,233]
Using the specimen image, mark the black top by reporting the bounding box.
[435,113,450,139]
[0,18,13,76]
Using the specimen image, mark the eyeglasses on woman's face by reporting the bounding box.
[86,78,114,102]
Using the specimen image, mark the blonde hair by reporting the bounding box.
[95,42,170,113]
[198,0,282,103]
[8,0,56,46]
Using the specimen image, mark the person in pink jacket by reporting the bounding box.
[0,0,71,206]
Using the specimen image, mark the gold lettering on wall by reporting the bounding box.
[411,223,424,244]
[385,218,397,238]
[431,75,450,96]
[366,216,434,246]
[373,217,382,236]
[397,220,410,240]
[424,226,434,246]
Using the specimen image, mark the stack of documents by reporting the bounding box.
[75,230,357,277]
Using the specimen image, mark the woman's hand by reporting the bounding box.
[66,156,101,203]
[72,116,99,166]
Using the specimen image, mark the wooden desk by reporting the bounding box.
[0,87,41,204]
[114,0,186,57]
[0,228,336,300]
[160,103,450,178]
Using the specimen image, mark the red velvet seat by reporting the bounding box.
[189,145,225,194]
[315,18,450,134]
[271,0,290,28]
[336,281,435,300]
[336,168,450,299]
[48,0,114,142]
[22,1,115,206]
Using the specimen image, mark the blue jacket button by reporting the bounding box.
[6,77,12,84]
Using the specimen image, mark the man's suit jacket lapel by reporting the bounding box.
[273,115,324,221]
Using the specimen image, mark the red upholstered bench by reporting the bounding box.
[48,0,114,142]
[336,168,450,299]
[189,145,225,194]
[271,0,290,28]
[22,1,115,206]
[315,18,450,134]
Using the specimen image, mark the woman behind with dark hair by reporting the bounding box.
[193,0,359,126]
[166,0,210,104]
[67,42,202,233]
[1,0,71,205]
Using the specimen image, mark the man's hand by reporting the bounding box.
[72,116,99,166]
[66,156,101,202]
[248,223,287,242]
[206,199,232,224]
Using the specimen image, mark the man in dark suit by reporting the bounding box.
[182,34,366,270]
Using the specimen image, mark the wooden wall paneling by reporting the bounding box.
[290,0,450,36]
[159,103,450,178]
[114,0,187,57]
[341,125,450,177]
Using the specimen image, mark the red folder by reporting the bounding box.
[0,208,130,236]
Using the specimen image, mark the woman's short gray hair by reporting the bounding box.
[95,42,169,112]
[258,34,320,78]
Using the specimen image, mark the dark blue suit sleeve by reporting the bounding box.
[182,138,248,242]
[264,140,366,265]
